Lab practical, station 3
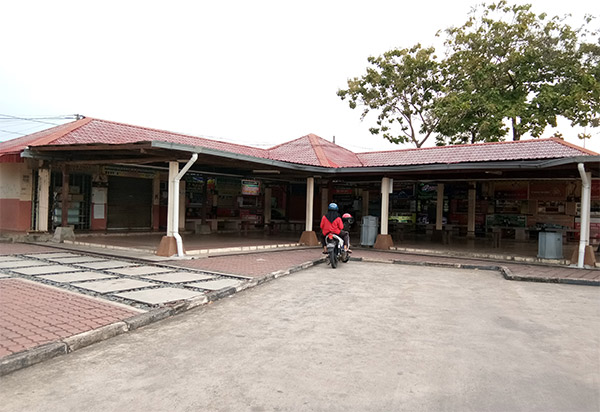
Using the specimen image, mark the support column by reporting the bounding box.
[374,177,394,250]
[321,187,329,216]
[53,164,75,242]
[152,175,160,231]
[572,166,596,267]
[467,182,476,239]
[435,183,444,231]
[36,168,50,232]
[362,189,369,217]
[179,180,186,232]
[157,161,179,256]
[299,177,319,246]
[264,187,272,225]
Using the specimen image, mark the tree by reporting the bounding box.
[337,44,443,148]
[439,1,599,142]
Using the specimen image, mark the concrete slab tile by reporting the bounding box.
[24,252,81,259]
[45,256,107,264]
[10,265,85,275]
[71,278,155,294]
[0,274,12,278]
[186,278,241,291]
[38,271,118,283]
[141,272,216,283]
[75,260,138,270]
[108,266,175,276]
[114,288,204,305]
[0,256,23,262]
[0,260,55,269]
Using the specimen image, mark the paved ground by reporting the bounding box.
[0,262,598,412]
[0,240,598,377]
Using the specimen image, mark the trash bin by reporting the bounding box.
[538,231,563,259]
[360,216,379,246]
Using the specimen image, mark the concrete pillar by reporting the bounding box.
[362,189,369,218]
[61,164,69,227]
[264,187,272,224]
[152,175,160,231]
[435,183,444,231]
[299,177,319,246]
[179,180,186,231]
[305,177,314,232]
[321,187,329,216]
[36,169,50,232]
[374,177,394,249]
[467,182,476,238]
[380,177,391,235]
[166,161,178,237]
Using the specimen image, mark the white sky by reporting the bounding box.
[0,0,598,153]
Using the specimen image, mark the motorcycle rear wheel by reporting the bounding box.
[329,250,337,268]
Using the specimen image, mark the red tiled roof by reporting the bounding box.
[0,117,596,168]
[268,134,362,167]
[356,139,597,167]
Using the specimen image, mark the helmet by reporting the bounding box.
[328,203,338,211]
[342,213,354,224]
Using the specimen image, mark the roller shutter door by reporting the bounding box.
[107,176,152,229]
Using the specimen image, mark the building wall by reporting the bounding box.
[0,163,33,232]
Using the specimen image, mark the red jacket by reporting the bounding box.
[320,215,343,236]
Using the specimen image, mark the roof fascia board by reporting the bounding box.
[150,141,331,174]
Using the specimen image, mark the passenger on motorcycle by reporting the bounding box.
[320,203,351,254]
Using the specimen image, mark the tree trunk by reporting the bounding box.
[511,117,521,141]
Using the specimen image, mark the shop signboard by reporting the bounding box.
[529,182,566,200]
[242,179,260,196]
[494,182,528,200]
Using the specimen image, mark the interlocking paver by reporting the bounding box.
[141,272,215,283]
[38,271,118,283]
[114,288,205,305]
[71,278,155,293]
[45,256,107,264]
[0,278,141,356]
[75,260,138,270]
[108,266,175,276]
[186,279,241,290]
[10,265,84,276]
[0,260,49,269]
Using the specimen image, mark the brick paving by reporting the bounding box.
[0,278,139,357]
[168,248,320,277]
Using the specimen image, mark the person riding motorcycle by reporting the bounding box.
[320,203,351,254]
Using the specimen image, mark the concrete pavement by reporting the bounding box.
[1,240,598,377]
[0,261,598,411]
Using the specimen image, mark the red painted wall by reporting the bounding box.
[0,199,31,231]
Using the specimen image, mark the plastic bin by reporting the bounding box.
[360,216,379,246]
[537,231,563,259]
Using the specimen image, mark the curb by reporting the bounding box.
[0,256,326,377]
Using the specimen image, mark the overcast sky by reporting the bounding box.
[0,0,598,153]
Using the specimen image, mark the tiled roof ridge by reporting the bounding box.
[267,134,309,151]
[81,117,270,154]
[308,134,335,167]
[356,137,596,155]
[30,117,93,147]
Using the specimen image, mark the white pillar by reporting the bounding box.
[380,177,391,235]
[577,165,592,268]
[179,180,186,231]
[436,183,444,231]
[264,187,272,224]
[36,169,50,232]
[167,161,178,236]
[467,182,476,237]
[305,177,314,231]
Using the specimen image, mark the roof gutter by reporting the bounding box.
[576,163,591,268]
[172,153,198,258]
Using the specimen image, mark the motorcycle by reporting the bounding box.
[325,232,350,268]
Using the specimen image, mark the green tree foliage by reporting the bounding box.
[337,45,443,148]
[339,1,599,147]
[440,1,599,142]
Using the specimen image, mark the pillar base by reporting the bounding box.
[570,246,597,267]
[374,234,394,250]
[299,231,320,246]
[156,236,178,257]
[52,226,75,243]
